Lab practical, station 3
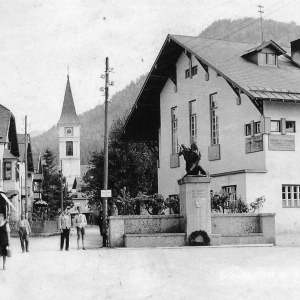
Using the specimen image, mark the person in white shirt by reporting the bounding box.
[17,213,31,253]
[73,207,87,250]
[59,208,71,251]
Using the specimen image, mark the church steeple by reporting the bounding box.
[57,75,81,126]
[57,74,81,191]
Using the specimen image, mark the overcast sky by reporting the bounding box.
[1,0,299,133]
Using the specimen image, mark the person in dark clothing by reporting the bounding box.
[179,143,207,176]
[97,212,103,247]
[0,213,10,270]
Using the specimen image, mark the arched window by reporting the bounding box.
[66,141,73,156]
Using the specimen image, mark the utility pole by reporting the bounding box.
[258,5,264,43]
[102,57,109,247]
[25,116,28,216]
[60,160,63,212]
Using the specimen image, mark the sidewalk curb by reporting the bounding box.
[111,244,274,250]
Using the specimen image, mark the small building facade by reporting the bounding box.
[121,35,300,234]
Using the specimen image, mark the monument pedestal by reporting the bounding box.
[178,176,211,244]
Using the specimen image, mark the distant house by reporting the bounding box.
[121,35,300,234]
[0,104,20,219]
[32,153,44,203]
[17,134,34,215]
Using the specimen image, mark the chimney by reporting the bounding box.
[291,38,300,66]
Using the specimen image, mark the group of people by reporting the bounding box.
[0,206,103,270]
[59,207,87,251]
[0,212,31,270]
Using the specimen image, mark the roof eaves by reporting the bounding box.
[119,35,172,140]
[168,35,255,101]
[242,40,286,57]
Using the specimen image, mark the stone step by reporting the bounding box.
[125,233,186,248]
[220,233,265,245]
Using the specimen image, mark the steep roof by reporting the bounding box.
[0,104,11,143]
[0,104,19,157]
[120,34,300,142]
[3,148,18,160]
[243,39,286,55]
[17,134,34,172]
[57,76,81,126]
[171,35,300,100]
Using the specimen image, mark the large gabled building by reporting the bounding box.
[121,34,300,234]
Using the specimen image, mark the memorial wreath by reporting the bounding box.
[189,230,210,246]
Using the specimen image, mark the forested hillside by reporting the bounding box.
[31,18,300,164]
[199,18,300,47]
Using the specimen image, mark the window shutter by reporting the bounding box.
[261,116,271,134]
[250,120,255,137]
[281,118,286,135]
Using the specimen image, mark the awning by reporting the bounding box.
[34,200,48,207]
[6,190,19,199]
[0,192,17,211]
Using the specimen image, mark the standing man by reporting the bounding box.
[73,207,87,250]
[59,208,71,251]
[97,211,103,247]
[17,213,31,253]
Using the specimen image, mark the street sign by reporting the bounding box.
[101,190,112,198]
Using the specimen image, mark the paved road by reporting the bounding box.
[1,227,300,300]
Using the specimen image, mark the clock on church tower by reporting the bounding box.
[65,127,73,136]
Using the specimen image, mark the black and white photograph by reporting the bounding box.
[1,0,300,299]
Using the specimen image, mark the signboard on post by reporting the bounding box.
[269,135,295,151]
[101,190,112,198]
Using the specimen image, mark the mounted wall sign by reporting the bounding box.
[269,135,295,151]
[245,135,263,153]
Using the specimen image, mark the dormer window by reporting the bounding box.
[242,40,286,68]
[258,53,276,66]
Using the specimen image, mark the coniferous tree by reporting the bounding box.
[81,117,157,212]
[42,148,73,219]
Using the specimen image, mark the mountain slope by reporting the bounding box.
[199,18,300,47]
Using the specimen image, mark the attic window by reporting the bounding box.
[185,66,198,78]
[258,53,276,66]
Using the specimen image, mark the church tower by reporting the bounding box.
[57,75,81,190]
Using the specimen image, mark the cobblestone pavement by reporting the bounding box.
[1,228,300,300]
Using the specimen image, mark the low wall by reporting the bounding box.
[211,213,276,244]
[10,220,59,236]
[109,215,183,247]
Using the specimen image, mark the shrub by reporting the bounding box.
[165,194,180,214]
[249,196,265,212]
[227,197,249,213]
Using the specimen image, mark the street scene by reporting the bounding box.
[2,0,300,299]
[1,229,300,300]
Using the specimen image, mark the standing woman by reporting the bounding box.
[0,212,11,270]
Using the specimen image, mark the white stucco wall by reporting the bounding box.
[158,53,264,198]
[157,53,300,233]
[58,125,81,190]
